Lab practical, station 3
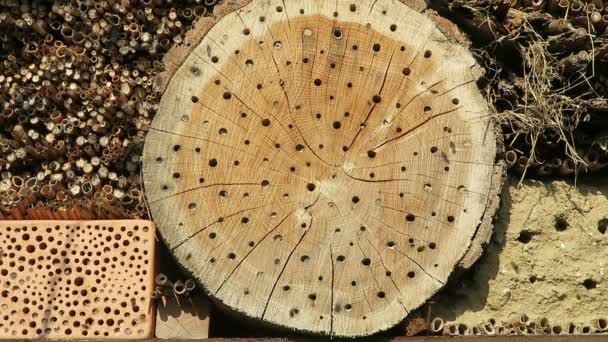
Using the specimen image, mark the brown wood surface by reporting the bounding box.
[143,0,502,337]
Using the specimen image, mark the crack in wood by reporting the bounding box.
[215,210,296,294]
[261,216,315,319]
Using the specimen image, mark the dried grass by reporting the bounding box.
[497,10,592,179]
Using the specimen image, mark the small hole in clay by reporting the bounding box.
[598,218,608,234]
[583,279,597,290]
[554,216,569,231]
[517,230,534,244]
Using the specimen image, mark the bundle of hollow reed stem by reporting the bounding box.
[422,315,608,336]
[0,0,220,219]
[429,0,608,177]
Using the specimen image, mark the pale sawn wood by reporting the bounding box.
[143,0,502,336]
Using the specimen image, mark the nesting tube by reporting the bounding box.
[505,150,518,165]
[458,324,469,336]
[184,279,196,292]
[431,318,444,334]
[482,322,496,335]
[173,280,186,295]
[570,0,584,13]
[531,0,546,10]
[515,156,529,173]
[537,164,554,176]
[447,324,458,336]
[585,148,601,167]
[592,318,608,332]
[558,159,576,175]
[552,325,562,334]
[155,273,170,286]
[471,326,481,335]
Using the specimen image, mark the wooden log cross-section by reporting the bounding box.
[143,0,504,337]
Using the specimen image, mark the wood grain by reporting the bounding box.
[143,0,502,337]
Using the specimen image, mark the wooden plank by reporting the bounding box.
[156,295,211,339]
